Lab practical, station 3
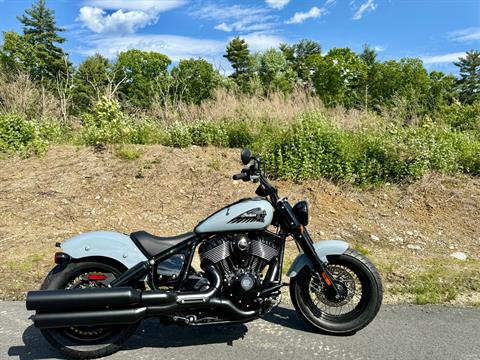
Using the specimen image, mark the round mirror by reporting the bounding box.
[241,148,252,165]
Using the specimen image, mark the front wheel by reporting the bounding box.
[39,261,139,359]
[290,249,383,335]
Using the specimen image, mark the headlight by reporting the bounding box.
[292,200,309,226]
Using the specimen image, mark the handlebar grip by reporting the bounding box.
[233,173,246,180]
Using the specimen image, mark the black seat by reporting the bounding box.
[130,231,197,257]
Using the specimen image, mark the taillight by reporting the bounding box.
[87,274,107,281]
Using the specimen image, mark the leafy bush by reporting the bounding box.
[166,121,193,147]
[82,97,165,145]
[0,113,63,156]
[438,101,480,134]
[189,121,228,146]
[260,112,480,185]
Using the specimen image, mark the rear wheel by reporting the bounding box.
[40,261,139,359]
[290,249,382,334]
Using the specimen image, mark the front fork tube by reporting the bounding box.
[293,228,341,298]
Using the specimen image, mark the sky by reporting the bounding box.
[0,0,479,75]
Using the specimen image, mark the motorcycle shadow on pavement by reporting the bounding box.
[8,307,319,359]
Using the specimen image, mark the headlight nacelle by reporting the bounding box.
[292,200,309,226]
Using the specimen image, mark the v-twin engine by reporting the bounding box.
[198,232,280,305]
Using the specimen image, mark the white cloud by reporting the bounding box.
[265,0,290,10]
[78,0,186,34]
[373,45,385,52]
[237,33,286,52]
[421,52,466,64]
[286,6,325,24]
[214,23,232,32]
[190,4,268,21]
[83,0,186,12]
[353,0,377,20]
[78,7,158,34]
[76,34,225,62]
[213,15,276,33]
[449,28,480,42]
[191,3,277,33]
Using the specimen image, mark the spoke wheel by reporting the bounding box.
[39,261,140,359]
[290,249,383,334]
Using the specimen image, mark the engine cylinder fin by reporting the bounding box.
[250,239,278,262]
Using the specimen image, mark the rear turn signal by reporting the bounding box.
[54,252,70,264]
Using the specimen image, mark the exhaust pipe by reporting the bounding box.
[27,266,256,328]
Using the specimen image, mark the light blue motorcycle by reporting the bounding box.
[27,148,383,359]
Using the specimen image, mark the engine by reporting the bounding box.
[198,232,280,309]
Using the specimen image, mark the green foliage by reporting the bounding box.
[455,50,480,104]
[16,0,70,82]
[171,59,220,104]
[189,121,228,146]
[115,145,142,160]
[309,48,367,108]
[0,113,62,156]
[81,97,165,145]
[260,112,480,185]
[115,49,171,109]
[224,37,251,78]
[439,101,480,133]
[71,54,111,114]
[0,31,39,76]
[369,58,431,117]
[280,39,321,85]
[258,49,296,94]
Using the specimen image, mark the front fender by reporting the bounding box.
[60,231,148,269]
[287,240,349,278]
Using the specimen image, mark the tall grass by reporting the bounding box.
[1,92,479,185]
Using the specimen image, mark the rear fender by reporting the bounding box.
[287,240,349,278]
[60,231,148,269]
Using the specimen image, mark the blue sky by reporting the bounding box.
[0,0,479,74]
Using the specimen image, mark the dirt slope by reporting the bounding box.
[0,145,479,303]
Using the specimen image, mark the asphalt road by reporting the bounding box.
[1,301,479,360]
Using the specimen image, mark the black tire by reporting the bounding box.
[290,249,383,335]
[39,261,139,359]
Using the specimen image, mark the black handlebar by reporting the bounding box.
[232,173,246,180]
[233,170,250,181]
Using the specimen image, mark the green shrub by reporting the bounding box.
[82,97,165,145]
[439,101,480,134]
[223,120,255,148]
[115,145,142,160]
[260,112,480,185]
[189,121,228,146]
[0,113,62,156]
[166,121,192,147]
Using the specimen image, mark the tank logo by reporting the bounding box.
[228,208,267,224]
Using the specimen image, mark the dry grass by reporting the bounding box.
[147,87,326,125]
[1,146,479,305]
[0,73,62,120]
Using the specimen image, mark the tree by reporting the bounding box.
[280,39,321,86]
[359,44,378,110]
[258,49,296,94]
[224,37,250,77]
[71,54,111,113]
[309,48,367,108]
[171,59,220,104]
[114,49,171,108]
[0,31,39,76]
[368,58,431,119]
[455,50,480,104]
[359,44,377,68]
[428,71,456,109]
[16,0,70,82]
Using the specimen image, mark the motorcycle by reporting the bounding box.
[26,148,383,359]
